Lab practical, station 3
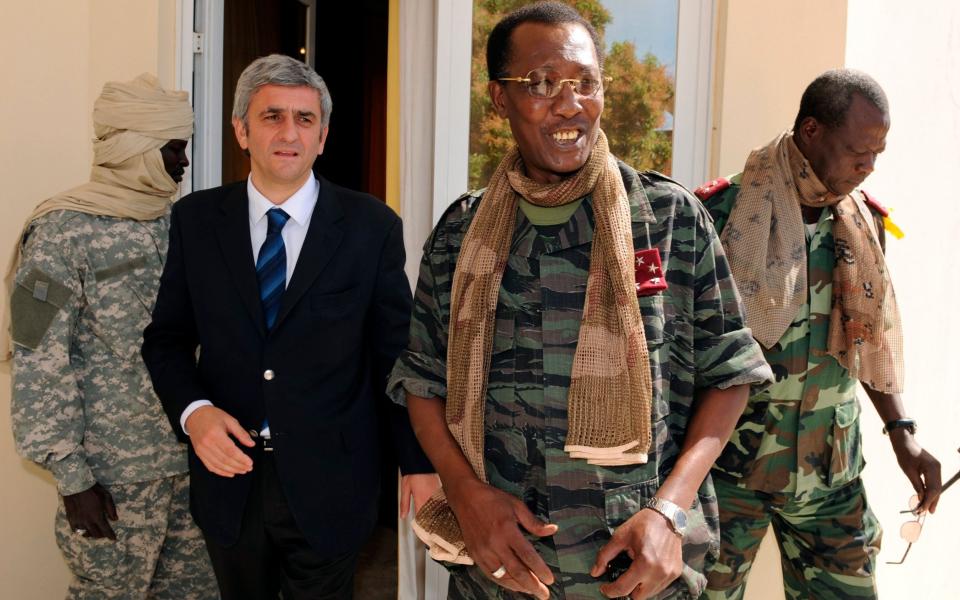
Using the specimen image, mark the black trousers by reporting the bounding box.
[203,450,358,600]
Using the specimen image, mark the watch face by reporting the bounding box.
[674,510,688,530]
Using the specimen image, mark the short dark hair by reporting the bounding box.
[793,68,888,131]
[486,1,603,80]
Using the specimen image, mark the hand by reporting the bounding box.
[63,483,118,540]
[890,431,942,513]
[592,507,683,599]
[400,473,441,519]
[446,478,557,599]
[186,405,255,477]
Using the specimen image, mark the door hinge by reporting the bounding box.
[193,32,204,54]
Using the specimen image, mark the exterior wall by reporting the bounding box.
[845,0,960,596]
[714,1,959,598]
[0,1,178,595]
[712,0,847,179]
[711,2,848,599]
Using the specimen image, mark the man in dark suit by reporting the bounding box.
[142,54,437,599]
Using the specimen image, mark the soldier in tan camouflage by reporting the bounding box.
[7,74,217,599]
[697,70,943,600]
[388,3,772,599]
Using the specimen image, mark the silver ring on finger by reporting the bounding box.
[74,528,87,536]
[491,565,507,579]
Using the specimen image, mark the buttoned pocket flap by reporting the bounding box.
[834,399,859,428]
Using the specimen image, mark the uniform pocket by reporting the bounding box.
[637,294,669,421]
[89,255,158,361]
[637,294,665,343]
[827,399,863,488]
[55,504,130,591]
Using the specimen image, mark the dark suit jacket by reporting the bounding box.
[142,178,431,556]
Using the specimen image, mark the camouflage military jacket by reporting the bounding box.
[706,176,886,500]
[11,210,187,496]
[388,164,771,599]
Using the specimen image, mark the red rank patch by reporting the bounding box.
[635,248,667,296]
[693,177,730,201]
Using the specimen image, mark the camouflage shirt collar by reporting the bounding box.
[617,160,656,224]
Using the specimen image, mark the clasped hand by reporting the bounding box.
[592,508,683,599]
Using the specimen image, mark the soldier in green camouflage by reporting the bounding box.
[8,75,217,599]
[697,70,942,600]
[387,4,771,599]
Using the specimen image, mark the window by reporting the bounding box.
[467,0,709,190]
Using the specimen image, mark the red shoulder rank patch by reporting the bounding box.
[861,189,889,217]
[693,177,731,201]
[635,248,668,296]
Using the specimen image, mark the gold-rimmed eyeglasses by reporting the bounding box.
[887,448,959,565]
[497,68,611,99]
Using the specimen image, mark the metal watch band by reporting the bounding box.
[644,497,687,537]
[882,418,917,435]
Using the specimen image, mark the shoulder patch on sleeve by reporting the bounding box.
[860,189,889,217]
[693,177,731,201]
[10,269,74,350]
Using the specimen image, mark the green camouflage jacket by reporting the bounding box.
[11,210,187,496]
[705,175,886,500]
[388,163,772,599]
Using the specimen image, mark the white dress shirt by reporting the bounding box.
[180,175,320,435]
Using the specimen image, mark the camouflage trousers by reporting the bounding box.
[55,473,218,599]
[701,476,881,600]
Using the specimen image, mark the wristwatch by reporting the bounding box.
[882,418,917,435]
[644,497,687,537]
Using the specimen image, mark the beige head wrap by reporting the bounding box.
[3,73,194,358]
[721,131,903,392]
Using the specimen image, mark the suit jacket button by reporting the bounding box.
[263,369,275,381]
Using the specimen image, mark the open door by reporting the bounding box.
[221,0,388,202]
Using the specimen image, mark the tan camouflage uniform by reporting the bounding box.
[11,210,217,599]
[700,174,886,600]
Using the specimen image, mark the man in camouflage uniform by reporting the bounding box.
[698,70,942,600]
[387,4,771,599]
[8,74,217,599]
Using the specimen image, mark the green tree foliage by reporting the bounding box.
[468,0,675,190]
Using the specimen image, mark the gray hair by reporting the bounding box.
[232,54,333,128]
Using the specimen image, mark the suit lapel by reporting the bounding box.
[214,185,266,337]
[274,177,344,330]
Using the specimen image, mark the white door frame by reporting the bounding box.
[180,0,224,193]
[672,0,717,188]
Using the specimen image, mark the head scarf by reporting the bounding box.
[3,73,194,358]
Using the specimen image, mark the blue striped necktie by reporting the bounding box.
[257,207,291,330]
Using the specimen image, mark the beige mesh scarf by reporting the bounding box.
[412,130,653,564]
[721,131,903,392]
[2,73,194,359]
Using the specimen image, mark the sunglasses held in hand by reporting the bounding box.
[887,448,959,565]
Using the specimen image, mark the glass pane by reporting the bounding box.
[468,0,679,190]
